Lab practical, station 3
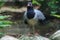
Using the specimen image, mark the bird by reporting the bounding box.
[24,2,47,25]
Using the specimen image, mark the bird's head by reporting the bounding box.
[27,2,33,10]
[27,2,32,7]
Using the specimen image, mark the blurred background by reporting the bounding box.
[0,0,60,38]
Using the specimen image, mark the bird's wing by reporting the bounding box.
[24,11,28,20]
[37,10,46,20]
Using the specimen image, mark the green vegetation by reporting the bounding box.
[32,0,60,18]
[0,2,5,8]
[0,0,60,38]
[0,15,13,37]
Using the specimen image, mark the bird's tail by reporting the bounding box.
[38,19,49,25]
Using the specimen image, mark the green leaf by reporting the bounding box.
[32,0,40,6]
[0,21,13,25]
[0,21,12,28]
[0,25,11,28]
[0,15,11,19]
[51,15,60,18]
[51,11,57,15]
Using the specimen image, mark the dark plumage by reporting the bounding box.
[26,2,35,19]
[24,2,47,25]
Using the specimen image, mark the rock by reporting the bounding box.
[0,35,19,40]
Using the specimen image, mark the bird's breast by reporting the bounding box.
[26,11,35,19]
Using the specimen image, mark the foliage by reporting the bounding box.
[0,32,4,38]
[0,15,13,37]
[48,0,60,18]
[32,0,60,18]
[0,15,11,19]
[0,2,5,8]
[32,0,40,6]
[0,15,13,28]
[48,0,58,9]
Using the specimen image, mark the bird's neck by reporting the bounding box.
[27,6,33,11]
[26,6,35,19]
[27,10,35,19]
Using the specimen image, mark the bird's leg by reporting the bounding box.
[32,25,35,35]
